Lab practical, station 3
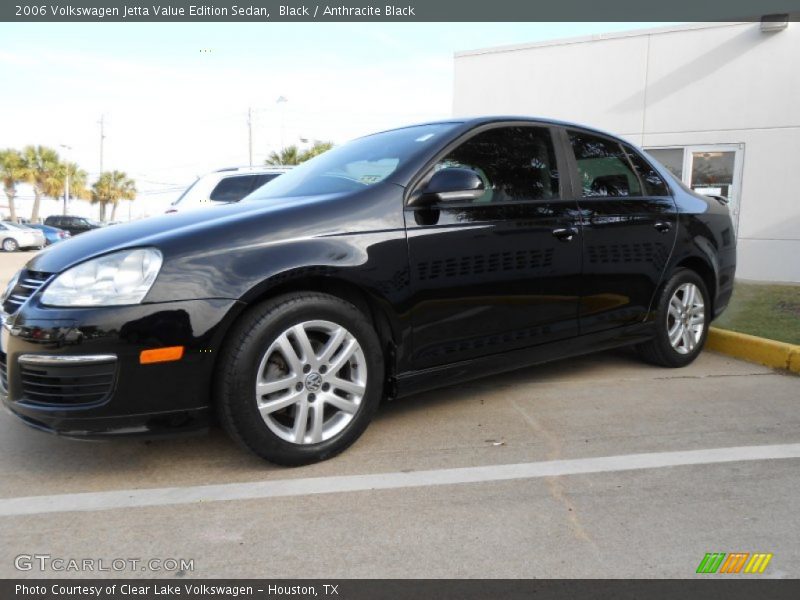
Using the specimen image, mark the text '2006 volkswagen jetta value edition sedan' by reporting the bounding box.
[0,118,736,465]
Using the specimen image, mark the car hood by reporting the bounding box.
[26,193,354,275]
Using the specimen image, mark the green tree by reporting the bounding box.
[299,140,334,162]
[265,141,335,167]
[0,149,25,222]
[265,145,301,166]
[91,171,136,222]
[20,145,61,221]
[50,161,90,212]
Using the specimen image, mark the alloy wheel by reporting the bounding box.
[667,282,705,355]
[254,319,367,445]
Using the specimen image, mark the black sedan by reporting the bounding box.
[0,117,736,465]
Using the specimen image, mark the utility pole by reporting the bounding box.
[59,144,72,216]
[276,96,288,156]
[98,114,106,173]
[247,107,253,166]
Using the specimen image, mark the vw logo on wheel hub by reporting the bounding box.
[304,372,323,392]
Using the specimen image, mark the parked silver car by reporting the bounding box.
[0,222,46,251]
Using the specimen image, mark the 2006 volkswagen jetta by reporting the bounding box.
[0,117,736,465]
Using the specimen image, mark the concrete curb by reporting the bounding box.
[707,327,800,374]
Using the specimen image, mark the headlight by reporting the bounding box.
[41,248,163,307]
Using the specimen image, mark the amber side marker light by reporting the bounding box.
[140,346,185,364]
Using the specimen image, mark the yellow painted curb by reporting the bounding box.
[707,327,800,374]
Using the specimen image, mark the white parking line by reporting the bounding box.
[2,443,799,517]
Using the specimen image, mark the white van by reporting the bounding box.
[166,166,291,213]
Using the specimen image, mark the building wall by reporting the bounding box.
[454,22,800,282]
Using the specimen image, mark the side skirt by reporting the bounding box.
[392,322,655,399]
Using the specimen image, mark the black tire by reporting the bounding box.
[2,238,18,252]
[637,268,710,368]
[216,292,384,466]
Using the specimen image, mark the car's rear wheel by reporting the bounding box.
[2,238,18,252]
[216,292,384,465]
[637,268,710,368]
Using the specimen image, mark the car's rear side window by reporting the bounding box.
[622,144,670,196]
[250,174,280,190]
[210,175,259,202]
[569,131,642,197]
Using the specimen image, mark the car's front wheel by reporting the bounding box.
[637,268,710,368]
[2,238,18,252]
[216,292,384,465]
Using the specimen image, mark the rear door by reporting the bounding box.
[564,128,677,334]
[406,124,583,369]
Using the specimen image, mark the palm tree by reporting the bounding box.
[49,161,90,213]
[20,145,61,222]
[265,145,301,166]
[299,141,334,162]
[0,149,24,222]
[91,171,136,222]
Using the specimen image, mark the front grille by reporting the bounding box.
[19,360,116,406]
[2,270,51,313]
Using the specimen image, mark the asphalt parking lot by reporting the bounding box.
[0,249,798,579]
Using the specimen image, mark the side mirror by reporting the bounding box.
[412,168,485,206]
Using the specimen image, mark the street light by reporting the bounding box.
[58,144,72,216]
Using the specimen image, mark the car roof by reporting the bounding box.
[369,116,629,145]
[213,166,294,174]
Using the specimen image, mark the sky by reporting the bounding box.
[0,21,674,219]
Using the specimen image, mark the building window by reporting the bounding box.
[646,148,684,180]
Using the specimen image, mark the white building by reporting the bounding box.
[454,21,800,283]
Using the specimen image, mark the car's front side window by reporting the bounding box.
[432,126,560,205]
[569,131,642,197]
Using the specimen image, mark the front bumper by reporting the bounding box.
[1,297,244,437]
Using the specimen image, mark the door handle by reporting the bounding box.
[654,221,672,233]
[552,227,578,242]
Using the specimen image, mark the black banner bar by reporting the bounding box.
[4,580,800,600]
[3,0,800,22]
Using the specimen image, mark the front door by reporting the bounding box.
[405,124,583,370]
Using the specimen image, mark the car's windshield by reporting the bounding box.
[171,177,201,206]
[245,123,459,200]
